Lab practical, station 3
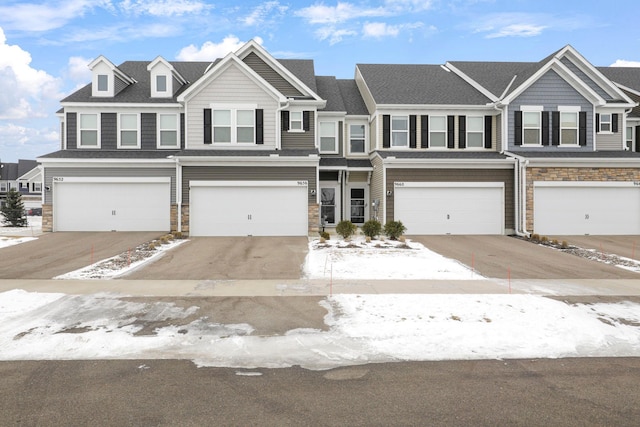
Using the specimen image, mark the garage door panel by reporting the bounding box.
[395,184,503,235]
[534,184,640,235]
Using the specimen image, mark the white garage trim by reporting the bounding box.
[533,181,640,235]
[394,182,504,235]
[189,180,308,237]
[52,177,170,184]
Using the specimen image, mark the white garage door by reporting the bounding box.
[534,182,640,235]
[394,182,504,235]
[54,177,171,232]
[190,181,308,236]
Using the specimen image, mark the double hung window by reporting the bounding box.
[119,114,139,147]
[522,111,541,145]
[159,114,178,147]
[213,108,254,144]
[319,122,337,153]
[391,116,408,147]
[349,124,365,153]
[560,112,578,145]
[429,116,447,148]
[79,113,99,147]
[466,116,483,148]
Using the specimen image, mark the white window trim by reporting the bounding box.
[599,113,613,134]
[320,182,341,226]
[210,103,257,145]
[157,113,180,149]
[348,123,367,155]
[558,108,579,146]
[391,115,409,148]
[289,111,304,133]
[156,75,168,93]
[521,108,542,146]
[429,115,448,149]
[77,113,101,148]
[118,113,141,149]
[465,116,485,149]
[33,182,42,192]
[319,121,339,154]
[97,74,109,92]
[0,182,7,192]
[347,184,368,224]
[626,125,634,151]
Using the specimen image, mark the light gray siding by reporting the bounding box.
[185,63,279,149]
[281,114,315,149]
[43,167,177,204]
[508,70,594,150]
[560,57,612,100]
[596,113,624,150]
[243,52,303,98]
[495,115,502,152]
[181,166,317,204]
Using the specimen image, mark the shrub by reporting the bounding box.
[541,236,549,243]
[319,231,330,240]
[561,240,569,249]
[172,231,183,239]
[362,220,382,239]
[384,220,406,240]
[0,188,27,227]
[530,233,540,243]
[335,220,357,239]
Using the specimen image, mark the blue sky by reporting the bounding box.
[1,0,639,162]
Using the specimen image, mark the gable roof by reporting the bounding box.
[316,76,346,112]
[356,63,492,105]
[598,66,640,95]
[337,79,368,115]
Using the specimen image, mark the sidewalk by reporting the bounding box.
[1,278,640,296]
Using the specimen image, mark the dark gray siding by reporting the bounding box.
[66,112,77,149]
[281,114,315,149]
[182,166,316,204]
[243,52,303,98]
[560,57,612,100]
[101,113,117,149]
[141,113,157,149]
[180,113,185,149]
[114,75,128,95]
[508,70,593,151]
[385,168,514,231]
[43,167,176,204]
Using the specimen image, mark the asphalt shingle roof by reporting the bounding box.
[508,151,640,159]
[316,76,346,112]
[337,79,369,115]
[319,158,372,168]
[279,59,318,94]
[356,63,492,105]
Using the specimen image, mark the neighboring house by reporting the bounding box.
[1,159,41,210]
[38,42,640,236]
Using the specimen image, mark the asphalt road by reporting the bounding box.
[1,358,639,426]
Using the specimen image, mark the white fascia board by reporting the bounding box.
[89,55,135,85]
[445,62,499,102]
[525,157,640,168]
[147,56,187,85]
[18,166,42,181]
[289,99,327,108]
[615,82,640,98]
[177,55,285,104]
[318,111,347,117]
[61,102,183,109]
[381,157,515,169]
[52,176,171,184]
[318,166,373,171]
[235,40,324,102]
[191,180,308,188]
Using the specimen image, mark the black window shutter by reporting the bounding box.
[409,115,417,148]
[204,108,212,144]
[420,115,429,148]
[255,109,264,144]
[382,115,390,148]
[612,113,619,133]
[635,126,640,152]
[579,111,587,146]
[447,115,455,149]
[281,111,290,131]
[303,111,310,131]
[514,111,522,146]
[458,115,466,149]
[484,115,492,149]
[595,113,600,133]
[549,111,557,146]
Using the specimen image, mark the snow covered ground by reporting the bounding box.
[0,290,639,370]
[0,215,42,239]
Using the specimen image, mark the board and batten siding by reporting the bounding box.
[508,69,593,150]
[43,167,177,205]
[281,114,315,149]
[242,52,304,98]
[385,168,514,231]
[181,166,316,205]
[369,155,385,222]
[596,113,624,150]
[185,63,279,148]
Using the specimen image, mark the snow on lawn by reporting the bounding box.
[0,215,42,237]
[1,290,639,370]
[0,236,37,248]
[304,237,481,280]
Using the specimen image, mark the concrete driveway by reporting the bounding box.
[408,235,640,280]
[0,232,162,279]
[126,236,309,280]
[550,235,640,261]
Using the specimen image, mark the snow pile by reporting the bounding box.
[304,237,481,280]
[1,290,639,370]
[0,236,37,249]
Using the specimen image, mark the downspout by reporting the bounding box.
[175,157,182,233]
[519,159,530,237]
[275,99,291,150]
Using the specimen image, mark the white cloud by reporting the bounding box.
[315,26,358,45]
[61,22,180,43]
[0,28,62,120]
[486,23,546,38]
[0,0,101,32]
[384,0,433,13]
[117,0,210,16]
[0,122,59,161]
[471,13,549,38]
[611,59,640,68]
[242,1,288,27]
[362,21,424,38]
[176,35,264,61]
[295,2,388,24]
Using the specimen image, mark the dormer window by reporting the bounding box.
[97,75,108,92]
[156,75,167,92]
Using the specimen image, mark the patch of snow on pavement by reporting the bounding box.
[0,236,37,248]
[1,291,639,370]
[304,237,482,280]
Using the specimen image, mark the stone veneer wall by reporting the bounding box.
[170,205,178,233]
[42,204,52,232]
[526,167,640,232]
[180,204,190,235]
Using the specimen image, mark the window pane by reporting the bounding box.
[237,127,254,143]
[467,133,483,147]
[561,129,577,145]
[350,124,365,138]
[214,127,231,143]
[523,129,539,144]
[561,112,577,127]
[97,75,108,91]
[159,114,176,129]
[290,111,302,130]
[350,139,365,153]
[430,133,446,147]
[320,122,335,137]
[351,188,365,198]
[430,116,446,131]
[160,130,177,146]
[627,126,633,139]
[467,117,483,132]
[237,110,254,126]
[392,116,407,130]
[80,114,97,128]
[157,75,167,92]
[213,110,230,125]
[121,130,137,146]
[523,112,540,126]
[392,132,407,147]
[81,130,98,146]
[121,114,137,129]
[321,137,336,152]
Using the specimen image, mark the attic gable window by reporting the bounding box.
[97,75,108,92]
[156,75,167,92]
